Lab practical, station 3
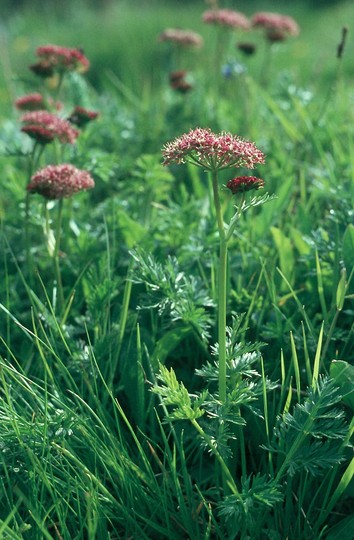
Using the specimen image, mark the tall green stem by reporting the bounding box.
[218,240,228,402]
[53,199,65,310]
[211,169,227,402]
[25,142,45,280]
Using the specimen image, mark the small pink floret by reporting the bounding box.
[27,164,95,200]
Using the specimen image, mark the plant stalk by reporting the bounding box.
[53,198,65,310]
[211,169,227,402]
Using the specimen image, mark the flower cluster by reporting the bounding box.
[32,44,90,75]
[20,110,79,144]
[202,9,250,30]
[162,127,265,171]
[158,28,204,47]
[226,176,264,194]
[27,164,95,199]
[251,12,300,41]
[67,106,99,127]
[15,93,45,111]
[15,93,63,112]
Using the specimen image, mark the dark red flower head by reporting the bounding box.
[67,106,99,127]
[29,61,55,78]
[34,44,90,74]
[226,176,264,194]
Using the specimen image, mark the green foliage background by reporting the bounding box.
[0,1,353,538]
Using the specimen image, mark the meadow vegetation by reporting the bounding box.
[0,1,353,538]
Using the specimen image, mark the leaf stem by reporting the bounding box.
[190,418,242,499]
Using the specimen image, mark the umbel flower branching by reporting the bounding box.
[162,127,270,403]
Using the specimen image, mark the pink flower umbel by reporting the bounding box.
[20,111,79,144]
[162,127,267,408]
[251,12,300,41]
[15,93,45,111]
[202,9,250,30]
[158,28,204,48]
[27,164,95,200]
[67,106,99,127]
[162,127,265,171]
[35,44,90,73]
[227,176,264,194]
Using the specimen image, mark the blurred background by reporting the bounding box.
[1,0,353,113]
